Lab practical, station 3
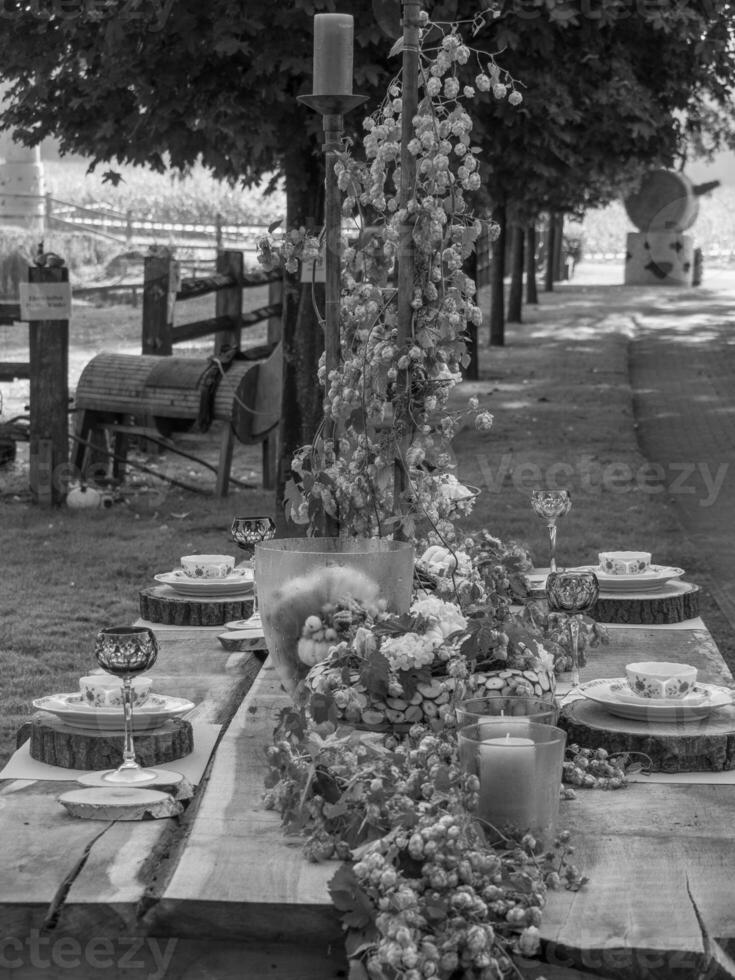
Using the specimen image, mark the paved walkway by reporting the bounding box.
[627,268,735,633]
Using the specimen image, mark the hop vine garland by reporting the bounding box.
[258,10,523,544]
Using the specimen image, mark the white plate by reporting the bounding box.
[578,678,732,722]
[572,565,685,593]
[33,693,195,731]
[154,568,253,596]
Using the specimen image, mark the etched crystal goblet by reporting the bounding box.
[531,489,572,573]
[230,516,276,622]
[546,569,599,687]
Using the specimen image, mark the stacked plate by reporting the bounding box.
[32,693,195,731]
[577,677,732,722]
[571,565,685,594]
[154,567,254,597]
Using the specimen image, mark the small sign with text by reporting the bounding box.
[19,282,72,321]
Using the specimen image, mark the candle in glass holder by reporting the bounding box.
[478,733,536,833]
[313,13,354,95]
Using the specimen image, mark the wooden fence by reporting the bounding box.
[0,264,69,506]
[141,249,282,355]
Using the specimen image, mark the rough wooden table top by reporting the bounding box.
[2,623,734,979]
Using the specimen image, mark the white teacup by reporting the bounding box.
[180,554,235,579]
[625,661,697,700]
[599,551,651,575]
[79,674,152,708]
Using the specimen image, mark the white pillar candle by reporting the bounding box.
[478,733,536,833]
[313,13,354,95]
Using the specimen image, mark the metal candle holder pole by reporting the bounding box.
[297,94,367,388]
[393,0,421,530]
[298,93,366,535]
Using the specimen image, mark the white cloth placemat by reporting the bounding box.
[0,721,221,784]
[605,617,705,631]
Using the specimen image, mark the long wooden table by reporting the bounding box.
[2,622,734,979]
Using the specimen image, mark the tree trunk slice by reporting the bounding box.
[57,787,183,821]
[139,585,254,626]
[20,714,194,770]
[590,583,699,625]
[560,697,735,772]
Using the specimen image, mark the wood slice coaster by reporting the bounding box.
[590,582,699,625]
[58,787,183,821]
[19,713,194,770]
[560,697,735,772]
[139,584,254,626]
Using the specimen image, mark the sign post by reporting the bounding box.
[27,265,69,506]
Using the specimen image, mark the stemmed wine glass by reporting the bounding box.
[531,489,572,573]
[545,569,600,687]
[231,516,276,623]
[94,626,162,785]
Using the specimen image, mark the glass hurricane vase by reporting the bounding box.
[255,538,414,697]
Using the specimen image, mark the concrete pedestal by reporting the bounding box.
[624,231,694,286]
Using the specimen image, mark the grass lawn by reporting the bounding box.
[0,263,732,769]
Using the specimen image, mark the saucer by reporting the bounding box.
[33,693,195,731]
[154,567,254,597]
[572,565,685,593]
[577,678,732,722]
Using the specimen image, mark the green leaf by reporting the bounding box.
[328,865,377,930]
[396,666,431,701]
[359,651,391,700]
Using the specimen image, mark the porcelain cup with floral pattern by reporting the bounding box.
[598,551,651,575]
[625,661,698,700]
[79,673,152,708]
[180,554,235,579]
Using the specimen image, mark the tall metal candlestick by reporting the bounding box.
[298,91,366,533]
[298,94,367,392]
[393,0,422,533]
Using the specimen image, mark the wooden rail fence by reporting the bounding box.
[0,264,69,506]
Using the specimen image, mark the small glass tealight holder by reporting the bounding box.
[458,719,567,847]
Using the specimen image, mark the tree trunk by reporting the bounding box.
[525,225,538,305]
[544,213,556,292]
[507,224,524,323]
[463,249,479,380]
[489,203,506,347]
[553,212,565,282]
[277,141,326,530]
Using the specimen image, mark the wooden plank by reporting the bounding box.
[170,314,235,344]
[541,784,735,978]
[214,250,243,354]
[146,659,342,944]
[577,625,732,688]
[0,360,30,380]
[142,255,176,356]
[0,632,260,935]
[28,265,69,507]
[176,272,235,301]
[240,302,282,329]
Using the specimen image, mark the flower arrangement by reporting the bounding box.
[257,10,520,545]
